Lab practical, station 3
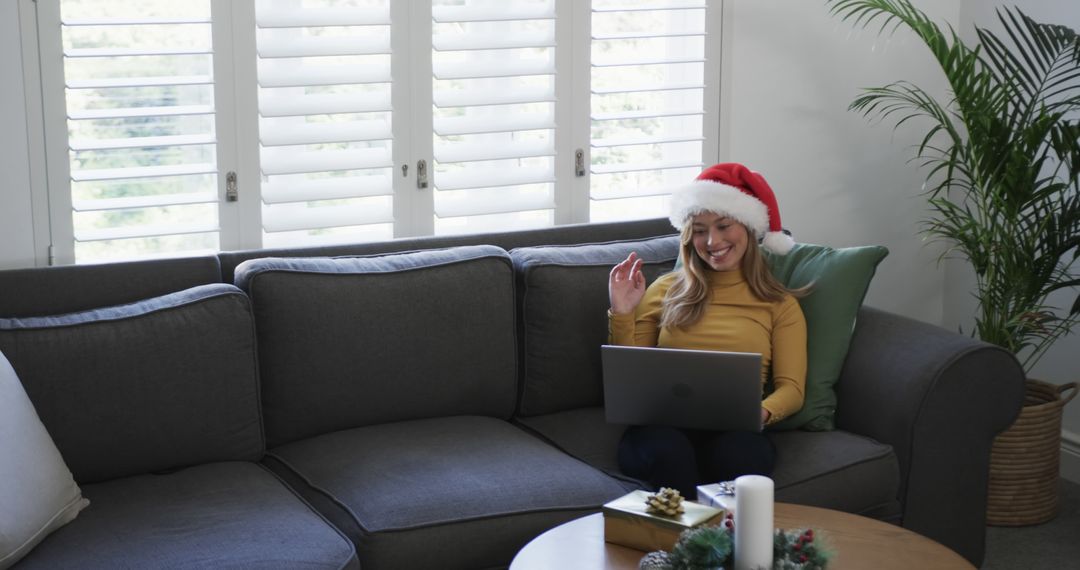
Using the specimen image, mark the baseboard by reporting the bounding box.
[1062,430,1080,484]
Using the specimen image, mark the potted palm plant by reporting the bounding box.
[828,0,1080,525]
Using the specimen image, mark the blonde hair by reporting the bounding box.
[660,221,807,330]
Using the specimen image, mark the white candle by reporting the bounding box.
[734,475,774,570]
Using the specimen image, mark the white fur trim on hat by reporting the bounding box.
[762,231,796,255]
[668,180,770,236]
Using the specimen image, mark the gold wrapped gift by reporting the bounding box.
[602,490,725,552]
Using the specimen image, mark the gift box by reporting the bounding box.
[696,482,737,512]
[602,490,725,552]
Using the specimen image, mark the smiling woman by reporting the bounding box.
[606,163,808,497]
[690,212,747,273]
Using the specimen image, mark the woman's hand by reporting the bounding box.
[609,252,646,315]
[761,407,771,425]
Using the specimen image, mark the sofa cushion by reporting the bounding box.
[220,217,676,282]
[514,407,636,482]
[517,408,900,519]
[264,415,632,569]
[235,245,518,447]
[770,430,901,519]
[0,349,88,569]
[763,244,889,431]
[510,236,679,416]
[0,284,263,484]
[13,462,358,570]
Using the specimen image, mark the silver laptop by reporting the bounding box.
[601,345,763,432]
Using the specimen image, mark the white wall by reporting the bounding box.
[953,0,1080,483]
[0,0,38,270]
[729,0,1080,485]
[724,0,959,323]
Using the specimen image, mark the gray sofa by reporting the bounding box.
[0,218,1024,569]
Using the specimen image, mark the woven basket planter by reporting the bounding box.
[987,379,1078,526]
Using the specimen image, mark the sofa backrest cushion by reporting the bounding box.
[234,245,517,447]
[510,235,679,416]
[219,217,674,283]
[0,284,263,484]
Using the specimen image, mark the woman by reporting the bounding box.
[607,163,807,496]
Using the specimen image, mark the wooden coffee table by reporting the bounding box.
[510,503,975,570]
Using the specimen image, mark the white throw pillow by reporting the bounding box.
[0,350,88,569]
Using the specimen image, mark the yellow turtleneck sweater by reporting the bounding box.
[608,269,807,425]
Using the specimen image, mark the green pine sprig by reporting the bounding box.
[668,526,733,569]
[641,524,832,570]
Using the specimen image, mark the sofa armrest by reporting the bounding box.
[836,306,1025,566]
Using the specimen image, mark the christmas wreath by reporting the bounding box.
[638,512,831,570]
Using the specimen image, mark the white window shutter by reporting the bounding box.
[38,0,722,263]
[588,0,716,223]
[254,0,395,248]
[53,1,222,262]
[430,0,558,235]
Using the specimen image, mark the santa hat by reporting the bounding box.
[668,162,795,255]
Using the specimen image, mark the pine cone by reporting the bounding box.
[638,550,673,570]
[645,487,685,517]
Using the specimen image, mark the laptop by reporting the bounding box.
[601,345,763,432]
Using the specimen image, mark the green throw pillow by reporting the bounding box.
[763,243,888,431]
[673,243,888,431]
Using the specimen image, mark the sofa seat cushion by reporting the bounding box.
[264,415,631,569]
[515,407,641,486]
[770,430,901,519]
[518,408,901,520]
[13,462,358,570]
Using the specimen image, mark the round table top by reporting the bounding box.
[510,503,975,570]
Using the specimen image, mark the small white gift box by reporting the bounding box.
[696,482,737,512]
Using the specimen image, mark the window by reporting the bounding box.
[39,0,224,262]
[430,0,560,235]
[589,0,718,222]
[33,0,721,264]
[254,0,396,248]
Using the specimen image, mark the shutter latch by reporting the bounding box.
[225,171,238,202]
[416,159,429,190]
[575,149,586,177]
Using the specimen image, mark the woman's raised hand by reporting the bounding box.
[608,252,647,315]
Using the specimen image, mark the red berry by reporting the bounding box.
[799,554,808,563]
[725,520,734,529]
[793,543,802,551]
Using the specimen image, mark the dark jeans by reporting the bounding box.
[617,425,776,497]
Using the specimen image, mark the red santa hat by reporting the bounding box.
[668,162,795,255]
